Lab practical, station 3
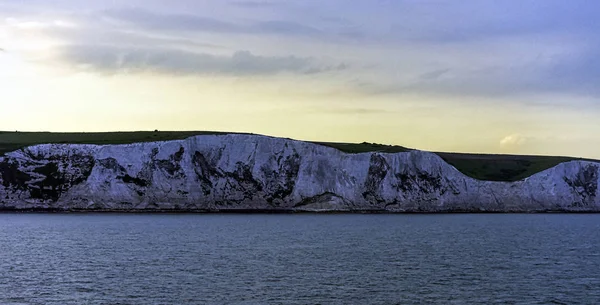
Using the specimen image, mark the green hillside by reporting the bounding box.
[0,131,594,182]
[304,143,594,182]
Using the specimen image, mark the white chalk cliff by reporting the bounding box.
[0,134,598,212]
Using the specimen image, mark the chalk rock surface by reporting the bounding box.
[0,134,598,212]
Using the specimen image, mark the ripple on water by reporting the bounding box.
[0,214,598,304]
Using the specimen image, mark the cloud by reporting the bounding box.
[101,8,322,37]
[324,0,600,100]
[253,20,320,36]
[2,7,344,78]
[500,134,528,147]
[309,107,391,115]
[102,8,238,33]
[386,0,598,44]
[229,1,281,8]
[56,46,347,76]
[5,17,77,29]
[418,68,450,81]
[6,0,600,101]
[345,34,600,100]
[42,24,225,51]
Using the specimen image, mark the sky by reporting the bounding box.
[1,0,599,158]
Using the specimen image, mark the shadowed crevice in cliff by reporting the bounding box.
[29,163,66,201]
[393,171,449,194]
[192,150,264,203]
[261,149,301,206]
[362,154,389,204]
[99,157,150,190]
[564,164,598,207]
[0,160,33,191]
[98,158,127,172]
[1,152,95,202]
[227,163,263,187]
[191,147,301,206]
[155,146,186,178]
[118,174,149,187]
[192,151,222,195]
[71,155,96,184]
[294,192,347,208]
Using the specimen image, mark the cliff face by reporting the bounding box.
[0,134,598,212]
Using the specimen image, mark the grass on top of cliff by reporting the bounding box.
[316,142,595,182]
[0,131,595,182]
[434,152,591,182]
[0,131,235,156]
[315,142,412,154]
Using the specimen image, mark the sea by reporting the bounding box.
[0,213,598,304]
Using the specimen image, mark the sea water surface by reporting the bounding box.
[0,213,599,304]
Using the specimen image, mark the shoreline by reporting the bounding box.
[0,208,598,214]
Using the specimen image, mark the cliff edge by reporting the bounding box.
[0,134,598,212]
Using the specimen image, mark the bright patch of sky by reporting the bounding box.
[1,0,599,158]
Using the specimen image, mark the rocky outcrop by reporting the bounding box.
[0,134,598,212]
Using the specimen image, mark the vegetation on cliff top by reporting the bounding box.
[316,142,593,182]
[0,131,594,182]
[0,131,230,156]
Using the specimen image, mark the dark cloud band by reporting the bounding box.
[57,46,346,76]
